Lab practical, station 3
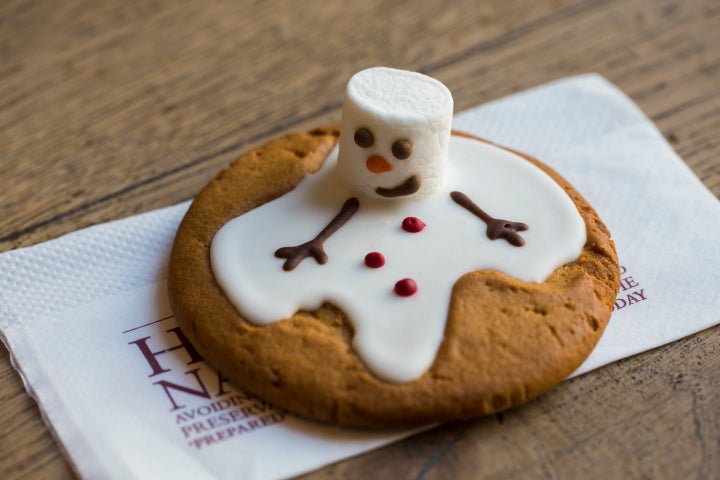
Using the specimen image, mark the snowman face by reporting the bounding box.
[336,68,453,199]
[339,122,445,198]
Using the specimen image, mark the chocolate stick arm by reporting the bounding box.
[275,197,360,271]
[450,191,528,247]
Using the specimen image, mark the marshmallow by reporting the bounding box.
[337,67,454,199]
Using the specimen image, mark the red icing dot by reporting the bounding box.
[402,217,426,233]
[364,252,385,268]
[394,278,417,296]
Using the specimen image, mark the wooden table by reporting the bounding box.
[2,0,718,478]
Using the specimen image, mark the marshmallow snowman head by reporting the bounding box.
[337,67,454,199]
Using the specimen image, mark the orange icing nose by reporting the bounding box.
[366,155,393,173]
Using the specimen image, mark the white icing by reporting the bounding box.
[337,68,453,198]
[211,136,586,383]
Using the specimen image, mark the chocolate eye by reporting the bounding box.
[391,139,412,160]
[354,128,374,148]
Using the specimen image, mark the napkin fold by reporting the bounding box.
[2,74,719,480]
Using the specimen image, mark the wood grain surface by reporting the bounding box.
[1,0,718,478]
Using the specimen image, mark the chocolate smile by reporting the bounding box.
[375,175,421,198]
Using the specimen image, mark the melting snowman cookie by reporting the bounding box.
[210,67,587,383]
[169,68,621,426]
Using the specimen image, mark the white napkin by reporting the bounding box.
[1,74,719,479]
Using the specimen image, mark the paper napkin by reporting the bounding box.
[1,74,719,479]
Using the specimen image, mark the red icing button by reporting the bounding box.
[394,278,417,296]
[364,252,385,268]
[402,217,426,233]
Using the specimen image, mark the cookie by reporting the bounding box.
[168,68,620,427]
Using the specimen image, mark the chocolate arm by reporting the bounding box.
[450,191,528,247]
[275,197,360,271]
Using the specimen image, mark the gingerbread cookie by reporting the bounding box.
[168,68,620,427]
